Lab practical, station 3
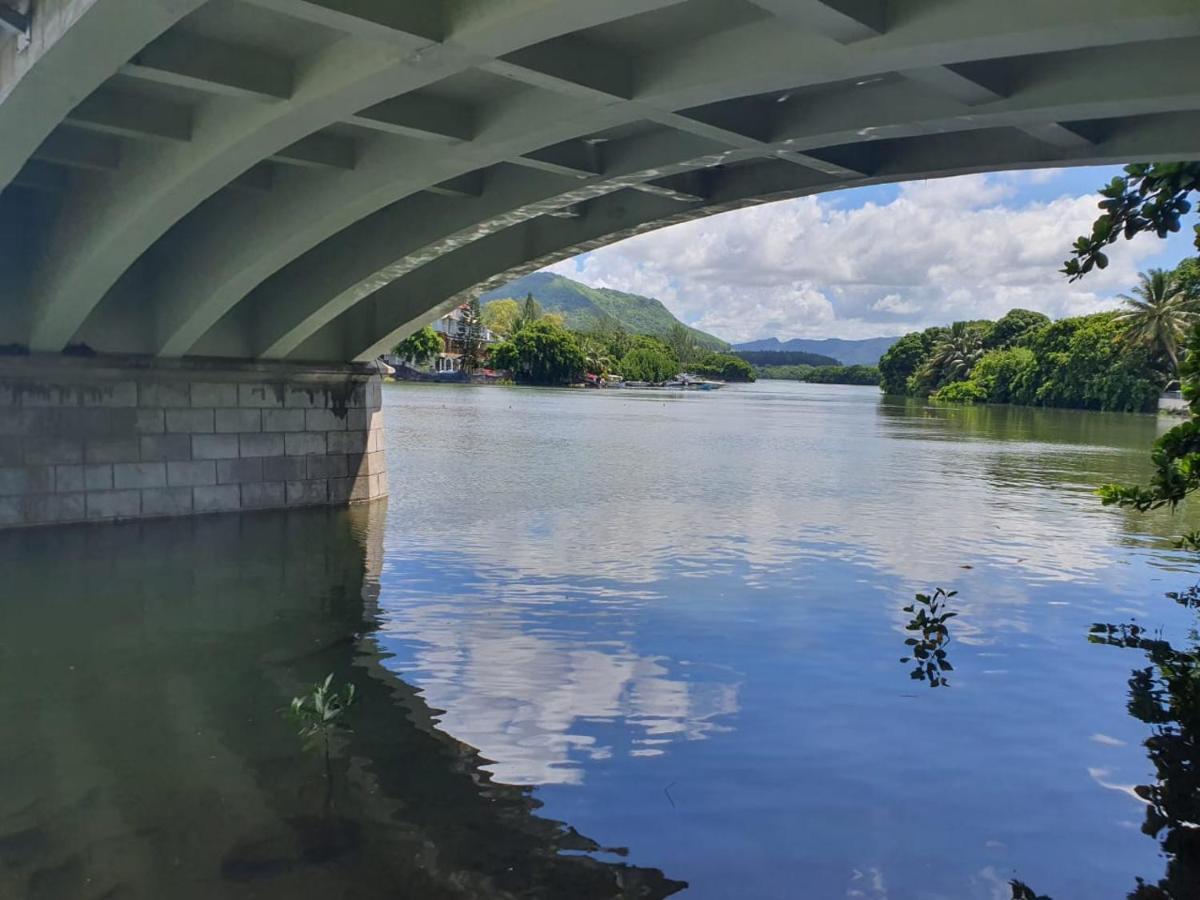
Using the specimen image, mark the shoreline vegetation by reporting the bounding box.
[393,294,756,387]
[879,258,1199,414]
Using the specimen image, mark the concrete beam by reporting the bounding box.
[122,32,293,102]
[24,38,453,354]
[33,126,120,171]
[748,0,885,43]
[512,141,600,178]
[496,38,632,101]
[347,93,474,143]
[65,88,193,143]
[157,47,1200,361]
[11,160,69,193]
[0,2,31,37]
[318,109,1200,363]
[0,0,206,192]
[239,0,443,48]
[423,171,486,198]
[232,130,726,360]
[226,164,275,194]
[270,132,357,170]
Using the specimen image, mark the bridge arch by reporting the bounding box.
[2,0,1199,364]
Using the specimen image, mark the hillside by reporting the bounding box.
[733,336,898,366]
[480,272,727,350]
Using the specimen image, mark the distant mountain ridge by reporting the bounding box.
[732,336,899,366]
[480,272,727,350]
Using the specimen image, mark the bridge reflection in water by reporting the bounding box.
[0,503,684,900]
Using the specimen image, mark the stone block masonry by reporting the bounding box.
[0,356,387,528]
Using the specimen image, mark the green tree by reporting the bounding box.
[985,308,1050,349]
[915,322,985,392]
[757,364,815,381]
[878,332,929,395]
[458,298,485,374]
[620,346,679,383]
[1027,313,1159,412]
[802,365,881,386]
[1175,257,1200,301]
[692,352,756,382]
[488,319,586,385]
[482,298,522,336]
[392,325,441,367]
[666,322,699,368]
[1117,268,1196,376]
[968,347,1039,404]
[1062,162,1200,281]
[594,324,633,361]
[578,333,615,376]
[1060,165,1200,510]
[514,292,543,333]
[931,379,987,403]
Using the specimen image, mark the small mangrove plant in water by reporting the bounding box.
[285,673,357,810]
[900,588,956,688]
[222,674,362,881]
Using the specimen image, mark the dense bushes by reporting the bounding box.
[693,352,756,382]
[883,309,1163,413]
[759,364,880,385]
[620,346,679,382]
[488,320,586,385]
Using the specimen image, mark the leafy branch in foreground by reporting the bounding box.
[1062,163,1200,281]
[1099,330,1200,512]
[900,588,957,688]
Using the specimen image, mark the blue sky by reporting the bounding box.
[545,165,1196,343]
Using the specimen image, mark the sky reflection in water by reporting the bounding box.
[375,380,1200,899]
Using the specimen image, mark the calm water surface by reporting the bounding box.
[2,380,1199,899]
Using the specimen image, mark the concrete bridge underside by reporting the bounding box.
[1,0,1199,366]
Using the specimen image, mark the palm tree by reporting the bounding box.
[1117,268,1197,375]
[919,321,984,389]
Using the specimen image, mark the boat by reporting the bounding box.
[663,373,725,390]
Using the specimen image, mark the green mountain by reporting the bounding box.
[480,272,727,350]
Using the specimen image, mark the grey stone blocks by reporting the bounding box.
[0,358,386,528]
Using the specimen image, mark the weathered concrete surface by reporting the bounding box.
[0,355,387,528]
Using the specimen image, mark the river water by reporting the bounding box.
[2,380,1199,899]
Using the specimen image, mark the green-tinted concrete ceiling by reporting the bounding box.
[1,0,1198,362]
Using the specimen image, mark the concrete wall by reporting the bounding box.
[0,355,387,528]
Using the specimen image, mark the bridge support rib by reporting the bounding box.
[0,356,387,529]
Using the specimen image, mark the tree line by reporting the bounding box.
[878,257,1200,413]
[757,363,880,385]
[393,293,756,386]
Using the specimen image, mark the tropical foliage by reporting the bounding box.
[1116,268,1196,375]
[488,319,586,386]
[692,352,756,382]
[514,293,543,334]
[1062,162,1200,281]
[392,325,441,366]
[876,269,1200,414]
[481,298,521,336]
[912,321,987,394]
[619,346,679,383]
[759,364,879,385]
[458,298,485,374]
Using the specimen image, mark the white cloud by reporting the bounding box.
[871,293,919,314]
[542,170,1170,343]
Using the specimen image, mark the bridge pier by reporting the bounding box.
[0,355,387,528]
